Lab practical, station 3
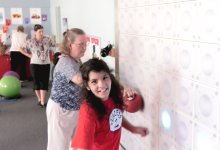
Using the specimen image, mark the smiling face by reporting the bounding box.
[87,71,112,101]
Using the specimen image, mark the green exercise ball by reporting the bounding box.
[0,76,21,98]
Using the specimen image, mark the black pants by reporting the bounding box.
[10,51,27,80]
[31,64,50,90]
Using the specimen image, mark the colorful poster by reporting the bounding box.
[0,8,5,24]
[11,8,23,24]
[30,8,41,24]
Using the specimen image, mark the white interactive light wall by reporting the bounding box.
[117,0,220,150]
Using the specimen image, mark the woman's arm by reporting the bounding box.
[71,72,83,86]
[18,47,31,58]
[122,116,149,137]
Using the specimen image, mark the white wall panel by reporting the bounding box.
[147,5,162,37]
[176,41,197,79]
[119,9,129,34]
[174,112,193,150]
[145,37,161,68]
[118,0,220,149]
[134,7,146,35]
[159,72,176,105]
[194,124,220,150]
[194,84,219,130]
[158,39,177,73]
[132,36,146,64]
[145,68,160,99]
[175,1,197,41]
[197,1,220,44]
[159,133,175,150]
[195,43,220,89]
[119,35,133,59]
[127,8,137,35]
[174,78,194,117]
[159,4,176,38]
[142,97,159,127]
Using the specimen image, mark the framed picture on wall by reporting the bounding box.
[30,8,41,24]
[11,8,23,24]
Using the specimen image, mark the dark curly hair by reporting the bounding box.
[80,58,124,121]
[53,52,61,65]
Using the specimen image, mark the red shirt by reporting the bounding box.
[71,98,123,150]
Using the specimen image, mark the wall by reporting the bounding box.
[0,0,51,37]
[50,0,116,70]
[118,0,220,150]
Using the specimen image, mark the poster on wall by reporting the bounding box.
[11,8,23,24]
[24,17,30,24]
[0,8,5,24]
[62,18,68,32]
[81,35,101,62]
[30,8,41,24]
[42,14,47,21]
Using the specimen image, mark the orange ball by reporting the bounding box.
[123,94,144,113]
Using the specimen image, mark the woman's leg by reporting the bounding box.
[46,99,79,150]
[31,64,41,103]
[10,52,19,73]
[35,90,41,103]
[40,90,47,105]
[39,64,50,105]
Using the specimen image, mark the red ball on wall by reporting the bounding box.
[123,94,144,113]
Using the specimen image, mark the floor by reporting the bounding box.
[0,81,126,150]
[0,81,48,150]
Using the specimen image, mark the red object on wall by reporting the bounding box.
[123,94,144,113]
[6,19,12,26]
[2,25,9,33]
[0,55,11,78]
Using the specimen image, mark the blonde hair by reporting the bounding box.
[60,28,85,55]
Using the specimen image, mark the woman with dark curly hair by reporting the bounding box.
[71,58,149,150]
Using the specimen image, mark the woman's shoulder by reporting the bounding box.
[58,55,72,64]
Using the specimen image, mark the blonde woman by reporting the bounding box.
[46,28,87,150]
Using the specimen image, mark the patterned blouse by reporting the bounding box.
[50,55,82,111]
[25,36,56,64]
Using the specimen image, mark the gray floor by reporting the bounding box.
[0,81,48,150]
[0,81,127,150]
